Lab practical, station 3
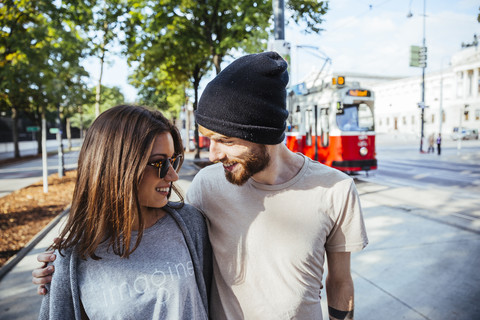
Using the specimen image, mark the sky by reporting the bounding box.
[83,0,480,102]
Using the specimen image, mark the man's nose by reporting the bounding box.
[208,140,224,163]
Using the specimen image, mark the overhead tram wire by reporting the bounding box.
[327,0,397,33]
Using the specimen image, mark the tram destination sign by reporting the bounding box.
[346,89,371,97]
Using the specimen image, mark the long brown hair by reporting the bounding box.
[55,105,184,260]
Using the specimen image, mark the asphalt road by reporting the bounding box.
[0,150,80,198]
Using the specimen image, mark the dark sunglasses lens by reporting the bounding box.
[172,156,181,170]
[159,160,170,178]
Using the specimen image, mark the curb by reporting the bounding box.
[0,207,70,281]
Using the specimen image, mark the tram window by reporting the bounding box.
[336,103,374,131]
[320,108,329,147]
[305,109,313,146]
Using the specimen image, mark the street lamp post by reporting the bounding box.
[409,0,427,153]
[420,0,426,153]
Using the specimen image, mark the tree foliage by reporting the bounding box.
[125,0,329,106]
[287,0,328,34]
[0,0,92,155]
[69,85,125,130]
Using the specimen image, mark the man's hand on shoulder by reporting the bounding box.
[32,251,56,295]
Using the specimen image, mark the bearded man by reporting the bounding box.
[186,51,368,320]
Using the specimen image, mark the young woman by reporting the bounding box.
[38,105,211,320]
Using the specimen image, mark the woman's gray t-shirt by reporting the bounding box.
[77,214,208,320]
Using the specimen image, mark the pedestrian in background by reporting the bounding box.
[427,133,435,153]
[36,105,211,320]
[437,133,442,155]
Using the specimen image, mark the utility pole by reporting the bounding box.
[271,0,290,83]
[273,0,285,40]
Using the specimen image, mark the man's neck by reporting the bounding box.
[251,144,304,185]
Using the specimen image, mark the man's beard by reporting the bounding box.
[223,145,270,186]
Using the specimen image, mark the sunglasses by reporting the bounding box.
[146,155,182,179]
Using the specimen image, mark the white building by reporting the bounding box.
[373,44,480,138]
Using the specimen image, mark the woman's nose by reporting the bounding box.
[164,164,179,181]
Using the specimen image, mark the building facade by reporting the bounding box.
[372,45,480,139]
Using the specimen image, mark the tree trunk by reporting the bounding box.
[213,53,222,75]
[36,118,42,155]
[94,48,105,118]
[184,87,191,152]
[56,104,64,178]
[66,117,72,150]
[11,107,20,158]
[193,66,201,159]
[36,105,41,155]
[94,9,108,118]
[41,104,48,193]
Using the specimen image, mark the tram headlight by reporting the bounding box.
[359,147,368,156]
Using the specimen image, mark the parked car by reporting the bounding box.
[451,127,479,140]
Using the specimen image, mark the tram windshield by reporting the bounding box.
[336,103,374,132]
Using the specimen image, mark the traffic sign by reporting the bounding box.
[49,128,59,134]
[26,126,40,132]
[410,45,427,68]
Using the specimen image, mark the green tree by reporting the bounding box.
[0,0,91,157]
[69,85,125,132]
[88,0,129,117]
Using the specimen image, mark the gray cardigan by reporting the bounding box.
[38,203,212,320]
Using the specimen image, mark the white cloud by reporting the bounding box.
[286,0,480,84]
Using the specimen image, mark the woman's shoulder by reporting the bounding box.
[50,247,77,276]
[167,203,206,224]
[166,204,209,243]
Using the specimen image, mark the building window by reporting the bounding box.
[475,109,480,120]
[386,118,390,126]
[478,68,480,94]
[431,114,435,123]
[457,72,463,98]
[403,116,406,125]
[412,115,415,125]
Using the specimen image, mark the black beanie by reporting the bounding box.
[195,51,289,145]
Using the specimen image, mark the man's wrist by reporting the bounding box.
[328,306,354,320]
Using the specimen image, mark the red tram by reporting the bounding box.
[286,76,377,173]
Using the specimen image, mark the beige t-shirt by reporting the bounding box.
[186,155,368,320]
